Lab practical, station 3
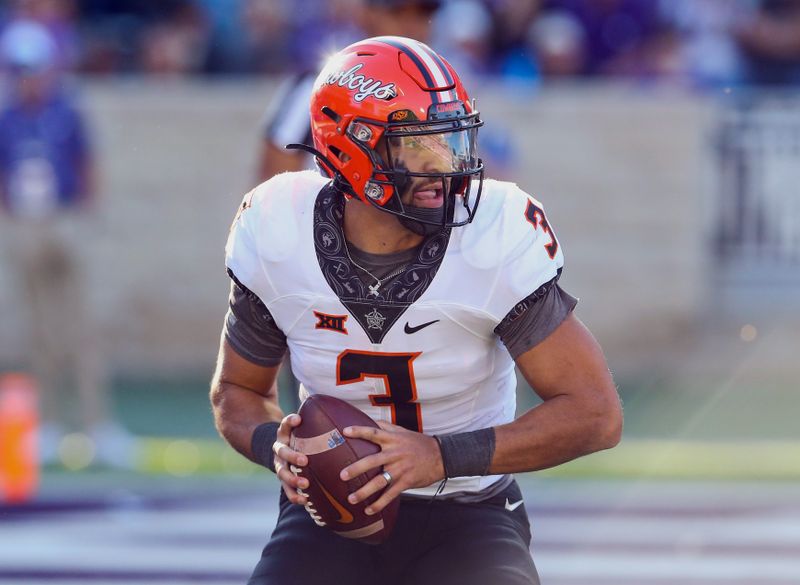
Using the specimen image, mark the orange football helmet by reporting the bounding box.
[299,36,483,234]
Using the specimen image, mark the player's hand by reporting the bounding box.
[340,421,445,516]
[272,414,309,506]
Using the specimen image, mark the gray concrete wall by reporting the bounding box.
[0,79,784,380]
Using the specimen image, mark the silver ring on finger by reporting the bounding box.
[382,470,393,486]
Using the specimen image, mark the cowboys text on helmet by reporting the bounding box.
[324,64,397,103]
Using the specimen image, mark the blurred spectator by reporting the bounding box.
[138,1,210,75]
[735,0,800,86]
[238,0,291,74]
[528,10,587,78]
[659,0,748,88]
[0,20,134,465]
[433,0,494,79]
[359,0,436,45]
[291,0,364,72]
[487,0,542,87]
[5,0,80,71]
[0,0,790,86]
[78,0,210,75]
[195,0,247,74]
[545,0,663,78]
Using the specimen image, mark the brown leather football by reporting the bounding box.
[289,394,399,545]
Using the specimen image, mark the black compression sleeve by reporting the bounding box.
[434,428,496,478]
[251,422,280,472]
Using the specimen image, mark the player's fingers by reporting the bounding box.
[346,470,390,506]
[276,461,309,490]
[364,482,403,516]
[276,460,309,505]
[339,452,386,482]
[343,425,386,444]
[375,420,403,432]
[276,413,302,441]
[273,441,308,467]
[281,480,308,505]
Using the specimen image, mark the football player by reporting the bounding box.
[211,36,622,585]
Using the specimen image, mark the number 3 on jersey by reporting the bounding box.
[525,199,559,259]
[336,350,422,432]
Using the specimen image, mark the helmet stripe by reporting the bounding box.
[426,48,454,86]
[379,38,442,104]
[397,38,457,102]
[418,44,456,101]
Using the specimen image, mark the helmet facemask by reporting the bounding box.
[347,103,484,235]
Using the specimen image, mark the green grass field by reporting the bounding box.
[101,370,800,480]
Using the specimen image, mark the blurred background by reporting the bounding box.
[0,0,799,584]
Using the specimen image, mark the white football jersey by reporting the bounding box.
[226,170,565,496]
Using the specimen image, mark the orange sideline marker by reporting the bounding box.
[0,373,39,504]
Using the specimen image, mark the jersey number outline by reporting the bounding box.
[336,350,422,432]
[524,199,559,259]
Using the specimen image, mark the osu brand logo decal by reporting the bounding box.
[325,63,396,102]
[389,109,416,122]
[314,311,349,334]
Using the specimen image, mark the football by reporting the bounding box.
[289,394,399,545]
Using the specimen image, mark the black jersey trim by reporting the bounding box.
[494,268,563,331]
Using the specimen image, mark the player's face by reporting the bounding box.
[382,125,478,209]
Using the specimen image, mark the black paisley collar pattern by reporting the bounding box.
[313,184,450,343]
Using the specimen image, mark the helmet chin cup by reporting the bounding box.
[399,215,444,237]
[398,204,447,236]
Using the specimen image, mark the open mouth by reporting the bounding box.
[411,185,444,208]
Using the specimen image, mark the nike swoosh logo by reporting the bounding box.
[505,498,524,512]
[319,483,354,524]
[404,319,440,334]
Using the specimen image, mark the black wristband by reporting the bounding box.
[434,427,496,478]
[251,422,280,473]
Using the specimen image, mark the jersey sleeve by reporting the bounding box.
[225,172,308,298]
[225,170,328,331]
[223,277,287,366]
[495,281,578,359]
[225,187,266,297]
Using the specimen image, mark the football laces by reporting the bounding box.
[291,464,326,526]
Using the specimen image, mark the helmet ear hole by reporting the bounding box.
[329,146,351,164]
[322,106,341,122]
